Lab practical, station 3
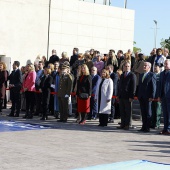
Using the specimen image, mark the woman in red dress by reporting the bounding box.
[76,64,92,124]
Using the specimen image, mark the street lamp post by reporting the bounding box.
[124,0,127,8]
[153,20,157,48]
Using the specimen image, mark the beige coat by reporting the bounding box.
[133,60,145,85]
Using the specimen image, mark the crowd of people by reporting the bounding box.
[0,47,170,135]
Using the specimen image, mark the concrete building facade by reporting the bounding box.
[0,0,134,68]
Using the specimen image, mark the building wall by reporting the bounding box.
[0,0,134,67]
[0,0,49,67]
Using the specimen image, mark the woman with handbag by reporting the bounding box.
[95,69,113,127]
[76,64,92,124]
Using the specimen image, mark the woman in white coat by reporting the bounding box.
[95,69,113,126]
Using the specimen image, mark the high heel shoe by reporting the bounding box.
[79,120,86,125]
[40,116,48,120]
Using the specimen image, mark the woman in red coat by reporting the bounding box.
[23,63,36,119]
[0,62,7,114]
[76,64,92,124]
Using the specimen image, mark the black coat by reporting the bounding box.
[76,75,92,97]
[138,72,156,99]
[118,71,136,99]
[9,69,22,91]
[49,55,59,64]
[70,54,78,67]
[40,75,53,95]
[110,72,118,96]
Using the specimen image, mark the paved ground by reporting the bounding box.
[0,107,170,170]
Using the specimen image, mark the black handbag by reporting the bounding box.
[79,93,89,100]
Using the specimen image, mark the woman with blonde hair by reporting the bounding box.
[119,53,131,71]
[39,68,53,120]
[0,62,7,114]
[23,63,36,119]
[95,69,113,126]
[76,64,92,124]
[105,51,118,72]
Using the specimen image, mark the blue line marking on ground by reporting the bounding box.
[0,120,51,132]
[73,160,170,170]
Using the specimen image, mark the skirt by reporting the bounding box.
[77,97,90,113]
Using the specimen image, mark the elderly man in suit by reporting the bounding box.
[8,61,22,117]
[88,66,100,120]
[57,64,73,122]
[158,59,170,135]
[117,61,136,130]
[138,62,156,132]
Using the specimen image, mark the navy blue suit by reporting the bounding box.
[138,72,156,131]
[109,72,118,121]
[9,69,22,116]
[158,70,170,132]
[89,74,100,119]
[118,71,136,127]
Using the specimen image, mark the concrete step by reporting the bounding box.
[132,104,141,110]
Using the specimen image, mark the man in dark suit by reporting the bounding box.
[106,65,118,123]
[70,48,79,67]
[117,61,136,130]
[49,49,59,64]
[8,61,22,117]
[88,66,100,120]
[138,62,156,132]
[158,59,170,135]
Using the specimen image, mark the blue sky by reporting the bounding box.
[111,0,170,55]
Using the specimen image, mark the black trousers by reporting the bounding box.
[99,114,108,126]
[109,98,116,120]
[35,93,42,114]
[139,98,152,131]
[10,89,21,114]
[25,91,35,113]
[119,98,132,127]
[42,91,50,117]
[58,97,69,121]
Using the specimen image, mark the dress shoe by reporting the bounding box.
[108,119,114,123]
[23,114,28,118]
[57,120,63,122]
[40,116,48,120]
[124,126,129,130]
[117,126,124,129]
[62,120,67,123]
[98,124,104,127]
[159,130,166,134]
[138,128,145,132]
[164,131,170,135]
[143,129,150,133]
[14,114,19,117]
[8,113,14,117]
[27,114,33,119]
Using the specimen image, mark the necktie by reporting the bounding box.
[124,72,127,78]
[142,73,147,82]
